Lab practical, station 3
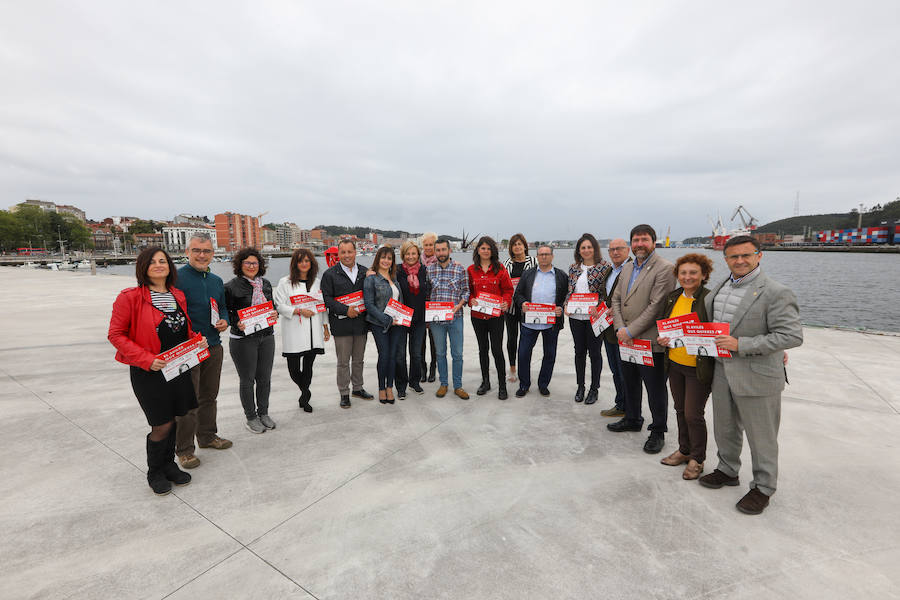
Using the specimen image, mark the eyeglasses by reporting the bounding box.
[190,248,214,255]
[608,246,628,252]
[537,252,553,257]
[724,251,759,261]
[243,261,259,267]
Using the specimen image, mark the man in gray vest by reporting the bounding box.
[699,235,803,515]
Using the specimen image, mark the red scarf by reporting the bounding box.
[402,261,421,295]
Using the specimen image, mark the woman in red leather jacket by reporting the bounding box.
[108,246,208,496]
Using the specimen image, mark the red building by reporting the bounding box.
[214,212,261,252]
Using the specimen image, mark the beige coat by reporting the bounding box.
[610,251,676,352]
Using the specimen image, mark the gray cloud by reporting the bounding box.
[2,1,898,240]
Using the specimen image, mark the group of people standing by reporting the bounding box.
[108,226,803,516]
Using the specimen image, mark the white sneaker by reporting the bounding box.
[245,418,266,434]
[259,414,276,430]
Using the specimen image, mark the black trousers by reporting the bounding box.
[569,318,603,389]
[505,311,520,367]
[621,351,668,433]
[286,353,317,393]
[471,316,506,383]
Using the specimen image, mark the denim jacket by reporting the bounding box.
[363,273,404,331]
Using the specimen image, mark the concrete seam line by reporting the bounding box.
[819,340,899,415]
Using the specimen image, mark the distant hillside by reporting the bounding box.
[757,200,900,234]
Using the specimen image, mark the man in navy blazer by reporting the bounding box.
[512,245,568,397]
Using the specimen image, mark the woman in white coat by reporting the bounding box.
[275,248,330,412]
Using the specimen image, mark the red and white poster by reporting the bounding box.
[590,301,613,337]
[510,277,520,291]
[335,291,366,313]
[425,301,454,322]
[238,301,277,333]
[157,334,209,382]
[683,322,732,357]
[567,293,598,316]
[210,297,219,326]
[384,299,414,326]
[656,312,699,347]
[290,291,326,313]
[472,292,503,317]
[523,302,557,324]
[618,338,655,366]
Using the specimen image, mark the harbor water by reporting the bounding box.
[99,248,900,333]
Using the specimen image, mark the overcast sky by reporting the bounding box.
[2,1,898,240]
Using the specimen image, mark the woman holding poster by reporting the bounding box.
[656,253,715,480]
[394,241,432,398]
[274,248,330,413]
[364,245,406,404]
[225,248,277,434]
[564,233,611,405]
[468,236,515,400]
[502,233,537,385]
[108,246,207,495]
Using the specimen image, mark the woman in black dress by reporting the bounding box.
[108,246,208,495]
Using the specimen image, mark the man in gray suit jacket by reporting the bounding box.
[698,235,803,515]
[607,225,677,454]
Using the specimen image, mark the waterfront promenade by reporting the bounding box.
[2,268,899,599]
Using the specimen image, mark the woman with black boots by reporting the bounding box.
[502,233,537,385]
[108,246,207,495]
[275,248,330,413]
[467,236,515,400]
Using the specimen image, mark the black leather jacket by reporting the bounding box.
[224,276,274,338]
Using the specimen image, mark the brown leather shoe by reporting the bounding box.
[436,385,448,398]
[682,459,704,480]
[736,488,770,515]
[698,469,740,489]
[198,436,232,450]
[661,450,690,466]
[178,453,200,469]
[454,388,470,400]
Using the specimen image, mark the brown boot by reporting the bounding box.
[698,469,740,489]
[661,450,690,466]
[436,385,448,398]
[682,459,704,480]
[736,488,770,515]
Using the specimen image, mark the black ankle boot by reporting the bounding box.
[477,379,491,395]
[161,428,191,486]
[498,383,508,400]
[146,435,173,495]
[299,389,313,413]
[584,388,599,405]
[574,386,585,403]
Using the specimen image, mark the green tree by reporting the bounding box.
[0,211,25,251]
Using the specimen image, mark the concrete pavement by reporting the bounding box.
[1,268,899,599]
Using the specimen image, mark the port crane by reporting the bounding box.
[730,205,758,230]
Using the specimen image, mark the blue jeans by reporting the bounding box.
[430,316,464,389]
[603,337,626,409]
[517,326,559,390]
[372,326,404,390]
[394,320,426,393]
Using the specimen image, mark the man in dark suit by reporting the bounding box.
[321,238,373,408]
[607,225,677,455]
[512,245,568,397]
[699,235,803,515]
[600,238,632,417]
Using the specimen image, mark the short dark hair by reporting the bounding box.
[135,246,177,289]
[538,244,553,254]
[232,247,267,277]
[723,235,761,252]
[472,235,501,273]
[373,244,397,279]
[630,224,657,243]
[673,253,715,284]
[338,238,355,249]
[289,248,318,288]
[435,237,451,249]
[508,233,529,258]
[574,233,602,265]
